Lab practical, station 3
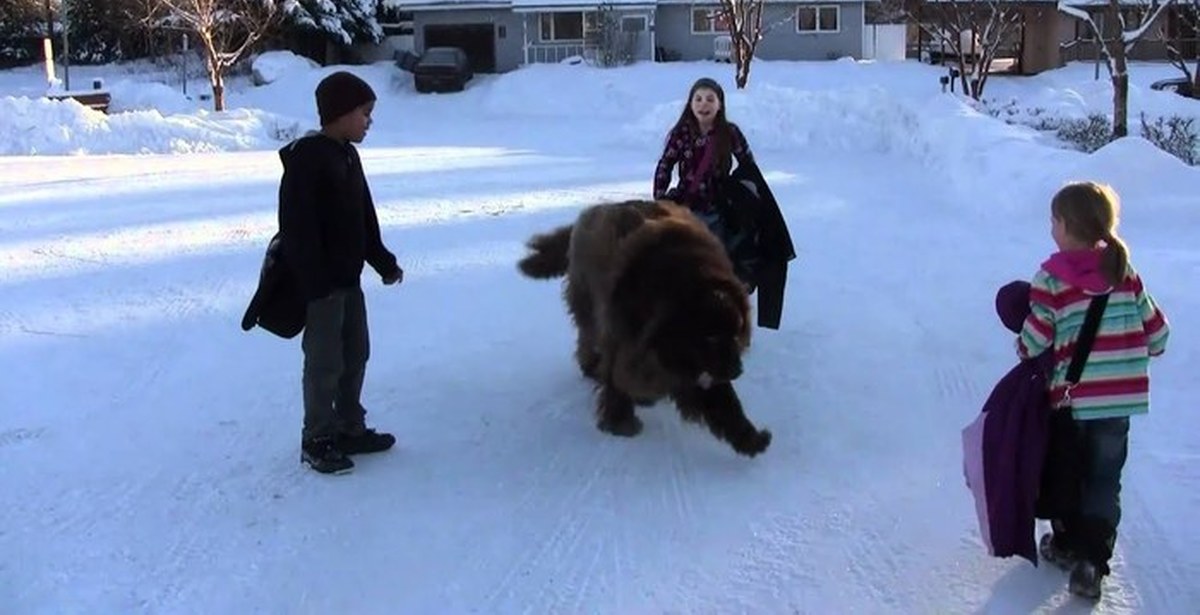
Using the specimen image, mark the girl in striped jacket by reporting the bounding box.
[1017,181,1169,599]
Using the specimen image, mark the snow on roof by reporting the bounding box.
[512,0,656,10]
[656,0,871,4]
[925,0,1162,4]
[382,0,511,10]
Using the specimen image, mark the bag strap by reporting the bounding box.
[1066,293,1110,385]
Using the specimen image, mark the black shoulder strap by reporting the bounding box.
[1066,293,1110,384]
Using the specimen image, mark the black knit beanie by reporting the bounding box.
[315,71,376,126]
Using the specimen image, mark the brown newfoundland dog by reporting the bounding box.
[517,199,771,457]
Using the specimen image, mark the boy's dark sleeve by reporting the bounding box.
[278,146,332,301]
[362,181,401,279]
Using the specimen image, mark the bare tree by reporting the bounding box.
[1164,0,1198,95]
[912,0,1023,99]
[1058,0,1174,137]
[586,2,638,67]
[155,0,280,111]
[713,0,798,88]
[716,0,765,88]
[868,0,910,23]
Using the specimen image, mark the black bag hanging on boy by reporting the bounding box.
[1034,292,1110,520]
[241,232,306,339]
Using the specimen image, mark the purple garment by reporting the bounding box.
[652,121,752,211]
[963,280,1053,564]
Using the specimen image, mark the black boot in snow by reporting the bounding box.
[1068,561,1103,600]
[301,437,354,474]
[336,428,396,455]
[1039,532,1077,570]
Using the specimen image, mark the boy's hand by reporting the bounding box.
[383,268,403,285]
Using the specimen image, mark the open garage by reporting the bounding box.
[423,24,496,73]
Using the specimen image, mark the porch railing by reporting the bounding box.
[526,43,591,64]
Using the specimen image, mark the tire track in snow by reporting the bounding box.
[1111,457,1200,612]
[934,364,983,402]
[491,444,618,613]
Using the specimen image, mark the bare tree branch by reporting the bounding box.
[910,0,1023,99]
[154,0,280,110]
[713,0,768,89]
[1057,0,1173,138]
[1164,0,1198,92]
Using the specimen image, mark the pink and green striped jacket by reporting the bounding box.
[1017,249,1169,420]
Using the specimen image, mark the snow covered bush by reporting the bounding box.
[984,99,1199,165]
[1055,114,1114,154]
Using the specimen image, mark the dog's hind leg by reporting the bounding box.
[671,383,771,457]
[564,280,601,379]
[596,380,643,437]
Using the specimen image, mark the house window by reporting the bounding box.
[377,4,413,36]
[622,16,647,33]
[691,7,729,34]
[797,6,839,33]
[540,12,585,41]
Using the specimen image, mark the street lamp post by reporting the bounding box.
[42,0,56,89]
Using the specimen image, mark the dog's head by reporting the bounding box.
[607,210,752,391]
[644,276,750,388]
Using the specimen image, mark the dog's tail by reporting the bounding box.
[517,224,573,279]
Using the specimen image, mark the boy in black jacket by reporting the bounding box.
[279,71,403,474]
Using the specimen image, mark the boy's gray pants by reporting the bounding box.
[301,287,369,442]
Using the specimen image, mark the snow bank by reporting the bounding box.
[251,50,320,87]
[0,96,304,155]
[474,62,659,120]
[620,83,928,156]
[1060,136,1200,208]
[106,80,198,116]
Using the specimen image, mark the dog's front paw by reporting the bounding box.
[598,414,643,437]
[732,428,771,457]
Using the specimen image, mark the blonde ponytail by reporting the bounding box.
[1100,232,1129,287]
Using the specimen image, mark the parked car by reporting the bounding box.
[409,47,473,94]
[1150,76,1197,99]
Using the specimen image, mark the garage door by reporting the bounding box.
[424,24,496,73]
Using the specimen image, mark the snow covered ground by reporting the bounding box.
[1,54,1197,613]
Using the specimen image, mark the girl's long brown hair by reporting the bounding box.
[1051,181,1130,287]
[672,77,733,175]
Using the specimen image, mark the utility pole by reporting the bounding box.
[182,34,189,96]
[61,0,71,90]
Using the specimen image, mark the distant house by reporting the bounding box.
[375,0,881,73]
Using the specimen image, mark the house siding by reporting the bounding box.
[654,3,864,62]
[413,9,526,72]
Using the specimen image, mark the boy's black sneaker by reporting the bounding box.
[336,428,396,455]
[301,437,354,474]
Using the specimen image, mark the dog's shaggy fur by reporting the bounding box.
[518,199,771,457]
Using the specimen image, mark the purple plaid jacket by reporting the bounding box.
[653,121,753,211]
